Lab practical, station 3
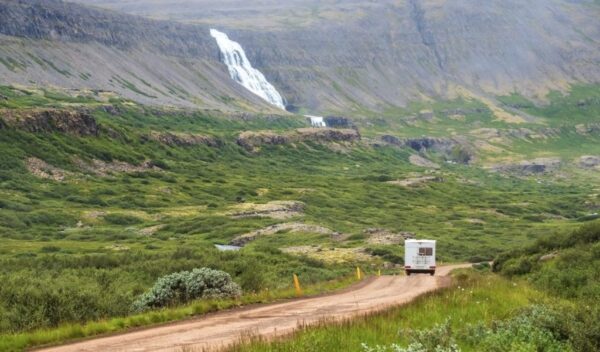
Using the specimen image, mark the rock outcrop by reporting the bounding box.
[409,154,440,169]
[1,109,99,136]
[489,158,562,175]
[147,131,221,147]
[324,116,353,128]
[227,201,305,220]
[237,128,360,151]
[26,157,71,181]
[364,228,415,245]
[230,222,333,246]
[380,135,473,164]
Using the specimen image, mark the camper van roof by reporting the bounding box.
[405,239,436,244]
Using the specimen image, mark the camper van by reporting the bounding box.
[404,239,436,276]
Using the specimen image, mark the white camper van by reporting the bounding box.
[404,239,436,276]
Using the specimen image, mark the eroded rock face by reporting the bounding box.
[26,157,71,181]
[26,156,161,180]
[364,228,415,245]
[227,201,305,220]
[230,222,332,246]
[236,128,360,151]
[147,131,221,147]
[1,109,99,136]
[296,128,360,142]
[236,131,290,150]
[380,135,473,164]
[489,157,562,175]
[409,154,440,169]
[324,116,353,128]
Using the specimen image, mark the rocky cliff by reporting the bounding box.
[0,0,280,112]
[0,108,99,136]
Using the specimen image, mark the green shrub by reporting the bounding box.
[39,246,61,253]
[131,268,241,312]
[467,305,572,352]
[362,319,459,352]
[103,214,143,225]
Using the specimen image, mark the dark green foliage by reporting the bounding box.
[131,268,241,312]
[365,247,403,264]
[494,222,600,350]
[103,214,143,225]
[1,84,599,339]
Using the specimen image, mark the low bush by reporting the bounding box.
[132,268,241,312]
[103,213,143,225]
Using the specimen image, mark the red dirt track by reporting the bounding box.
[39,264,470,352]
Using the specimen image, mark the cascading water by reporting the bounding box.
[305,115,327,127]
[210,29,286,110]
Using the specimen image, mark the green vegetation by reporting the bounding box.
[1,84,599,350]
[228,271,561,352]
[493,221,600,350]
[229,223,600,352]
[0,275,357,352]
[132,267,242,311]
[40,58,71,77]
[498,84,600,125]
[112,75,157,98]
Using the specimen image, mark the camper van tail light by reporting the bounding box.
[429,266,436,269]
[404,266,411,269]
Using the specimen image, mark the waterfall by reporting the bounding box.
[210,29,286,110]
[305,115,327,127]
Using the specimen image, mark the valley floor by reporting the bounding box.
[38,265,469,352]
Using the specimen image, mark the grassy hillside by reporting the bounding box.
[228,223,600,352]
[227,270,569,352]
[494,221,600,351]
[0,84,599,349]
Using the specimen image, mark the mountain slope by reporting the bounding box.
[1,0,600,115]
[0,0,280,112]
[72,0,600,114]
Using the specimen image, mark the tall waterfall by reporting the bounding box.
[210,29,286,110]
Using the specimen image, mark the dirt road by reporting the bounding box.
[39,264,470,352]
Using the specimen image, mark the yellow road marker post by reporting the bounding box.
[293,274,303,297]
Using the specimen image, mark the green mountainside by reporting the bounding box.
[0,84,599,349]
[0,0,599,351]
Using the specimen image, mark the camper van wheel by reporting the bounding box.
[406,271,411,276]
[430,271,435,276]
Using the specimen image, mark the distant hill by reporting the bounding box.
[1,0,600,115]
[0,0,279,112]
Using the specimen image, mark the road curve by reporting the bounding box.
[38,264,470,352]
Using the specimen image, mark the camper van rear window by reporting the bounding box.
[418,247,433,256]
